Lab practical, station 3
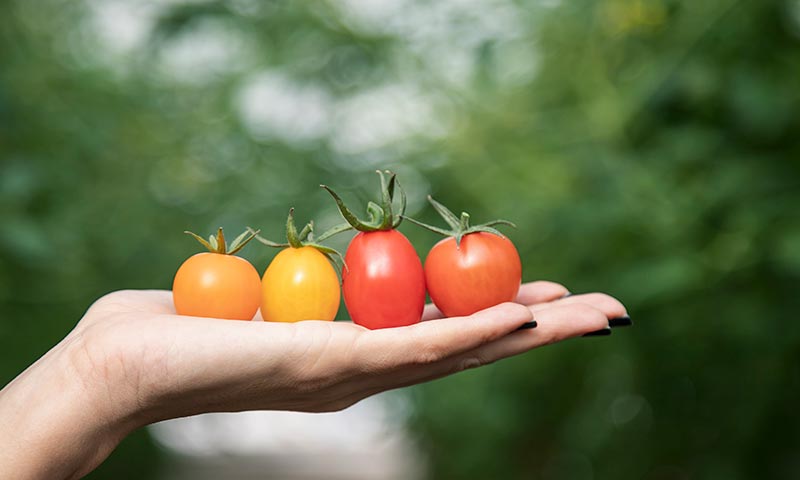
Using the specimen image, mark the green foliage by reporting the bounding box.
[1,0,799,479]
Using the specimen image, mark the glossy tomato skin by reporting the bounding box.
[425,232,521,318]
[173,252,261,320]
[343,230,426,329]
[261,246,340,323]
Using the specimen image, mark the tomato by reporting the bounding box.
[404,196,521,317]
[173,227,262,320]
[322,170,425,329]
[343,229,426,329]
[173,252,261,320]
[425,232,521,317]
[261,246,340,323]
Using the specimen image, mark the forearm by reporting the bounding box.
[0,337,136,480]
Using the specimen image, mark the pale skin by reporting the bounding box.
[0,281,627,480]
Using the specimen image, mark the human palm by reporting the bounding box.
[72,281,626,421]
[0,280,627,480]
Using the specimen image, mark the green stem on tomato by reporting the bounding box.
[250,208,348,276]
[402,195,516,247]
[184,227,260,255]
[321,170,408,232]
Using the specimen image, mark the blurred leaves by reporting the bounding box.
[1,0,799,479]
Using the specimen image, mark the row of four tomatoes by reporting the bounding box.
[172,171,522,329]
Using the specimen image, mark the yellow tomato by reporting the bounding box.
[261,246,340,322]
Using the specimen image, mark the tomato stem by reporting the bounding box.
[285,208,304,249]
[250,209,348,273]
[402,196,517,246]
[315,223,353,243]
[184,227,260,255]
[321,170,408,232]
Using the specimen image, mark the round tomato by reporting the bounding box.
[343,229,426,329]
[425,232,521,317]
[261,246,340,323]
[173,252,261,320]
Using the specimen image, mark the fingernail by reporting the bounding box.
[515,320,538,331]
[561,292,573,298]
[583,326,612,337]
[609,315,632,328]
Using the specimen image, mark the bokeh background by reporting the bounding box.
[2,0,800,478]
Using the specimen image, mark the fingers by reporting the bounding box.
[335,301,615,407]
[440,303,610,375]
[421,280,570,322]
[515,281,570,305]
[529,292,627,319]
[356,302,533,372]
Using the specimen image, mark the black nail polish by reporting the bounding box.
[583,327,612,337]
[515,320,538,331]
[609,315,632,328]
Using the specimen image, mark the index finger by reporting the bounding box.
[355,302,533,371]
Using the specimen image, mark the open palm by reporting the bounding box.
[71,281,627,423]
[0,280,628,480]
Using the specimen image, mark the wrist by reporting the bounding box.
[0,332,143,479]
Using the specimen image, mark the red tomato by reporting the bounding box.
[424,232,521,317]
[343,229,426,329]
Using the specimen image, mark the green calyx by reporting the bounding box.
[249,208,348,265]
[403,195,516,246]
[184,227,259,255]
[321,170,407,232]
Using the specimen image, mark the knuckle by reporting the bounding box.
[584,292,624,312]
[534,281,568,295]
[569,302,595,316]
[570,303,607,324]
[414,343,446,366]
[458,355,493,372]
[538,329,561,346]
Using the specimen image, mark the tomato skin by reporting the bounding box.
[424,232,521,318]
[343,230,426,329]
[261,246,340,323]
[173,252,262,320]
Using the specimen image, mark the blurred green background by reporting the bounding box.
[2,0,799,478]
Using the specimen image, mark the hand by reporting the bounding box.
[0,281,627,479]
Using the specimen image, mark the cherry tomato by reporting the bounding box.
[173,252,261,320]
[424,232,521,317]
[261,246,340,323]
[322,171,426,329]
[343,229,426,329]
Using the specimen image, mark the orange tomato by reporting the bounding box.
[261,246,340,323]
[173,252,261,320]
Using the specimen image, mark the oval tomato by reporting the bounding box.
[261,246,340,323]
[173,252,261,320]
[424,232,521,317]
[343,230,426,329]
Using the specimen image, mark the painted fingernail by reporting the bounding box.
[515,320,538,331]
[583,326,612,337]
[609,315,632,328]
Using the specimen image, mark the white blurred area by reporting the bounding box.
[148,393,424,480]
